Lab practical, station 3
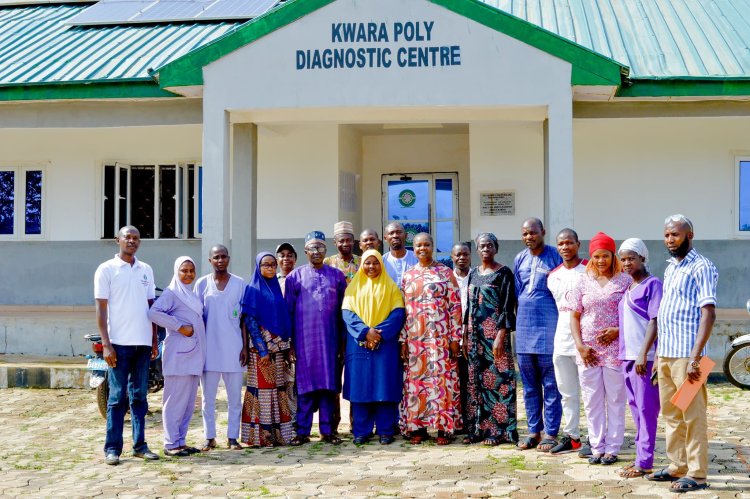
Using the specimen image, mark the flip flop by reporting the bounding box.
[647,467,681,482]
[619,467,653,478]
[671,477,708,493]
[517,435,540,450]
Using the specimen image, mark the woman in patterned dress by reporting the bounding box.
[570,232,631,466]
[399,232,462,445]
[463,233,518,446]
[240,252,294,447]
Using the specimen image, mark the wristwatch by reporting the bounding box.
[690,358,701,369]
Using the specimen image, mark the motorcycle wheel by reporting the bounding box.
[723,343,750,390]
[97,380,109,419]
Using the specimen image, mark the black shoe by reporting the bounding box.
[379,435,395,445]
[578,438,593,457]
[550,435,582,455]
[352,436,370,445]
[104,452,120,466]
[133,449,159,460]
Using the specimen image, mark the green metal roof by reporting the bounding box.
[4,0,750,101]
[483,0,750,80]
[0,3,242,88]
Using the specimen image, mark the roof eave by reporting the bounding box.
[156,0,629,92]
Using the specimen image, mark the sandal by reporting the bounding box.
[321,434,342,445]
[537,438,557,452]
[200,438,217,452]
[435,432,453,446]
[483,437,500,447]
[647,467,681,482]
[671,477,708,493]
[227,439,243,450]
[462,436,481,445]
[601,454,619,465]
[183,446,201,455]
[517,435,540,450]
[289,435,310,447]
[619,467,653,478]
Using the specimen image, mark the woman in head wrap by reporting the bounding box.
[400,233,462,445]
[462,233,518,446]
[342,249,406,445]
[570,232,631,466]
[617,238,662,478]
[148,256,206,457]
[240,252,294,447]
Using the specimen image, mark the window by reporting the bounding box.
[102,163,202,239]
[0,167,44,239]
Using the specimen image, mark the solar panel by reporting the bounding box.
[137,0,213,22]
[200,0,278,19]
[66,0,280,25]
[68,0,156,25]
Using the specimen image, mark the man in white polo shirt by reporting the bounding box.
[94,225,160,465]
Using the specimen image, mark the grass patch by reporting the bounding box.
[13,463,43,471]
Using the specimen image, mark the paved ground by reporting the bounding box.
[0,383,748,498]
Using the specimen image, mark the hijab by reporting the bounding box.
[242,252,291,340]
[167,256,203,316]
[342,249,404,328]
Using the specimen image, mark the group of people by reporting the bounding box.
[94,214,718,494]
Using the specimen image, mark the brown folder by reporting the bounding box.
[669,356,715,411]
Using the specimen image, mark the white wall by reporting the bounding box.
[573,116,750,240]
[203,0,572,111]
[256,124,340,238]
[338,126,363,229]
[361,132,469,239]
[0,125,201,241]
[469,122,545,239]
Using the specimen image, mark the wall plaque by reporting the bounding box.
[480,191,515,216]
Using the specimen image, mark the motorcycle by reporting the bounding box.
[722,299,750,390]
[85,297,166,419]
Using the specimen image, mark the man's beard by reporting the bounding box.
[668,237,690,258]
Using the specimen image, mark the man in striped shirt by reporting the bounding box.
[649,214,718,493]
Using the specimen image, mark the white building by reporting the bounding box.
[1,0,749,354]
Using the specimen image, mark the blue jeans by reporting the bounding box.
[517,353,562,436]
[104,344,151,455]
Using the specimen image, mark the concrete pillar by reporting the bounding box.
[544,100,574,236]
[230,123,257,277]
[201,106,231,274]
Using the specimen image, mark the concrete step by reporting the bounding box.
[0,354,731,389]
[0,354,91,389]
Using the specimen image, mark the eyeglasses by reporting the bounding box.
[260,263,278,268]
[306,245,326,253]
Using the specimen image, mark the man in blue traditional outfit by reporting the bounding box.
[514,217,564,452]
[284,231,348,446]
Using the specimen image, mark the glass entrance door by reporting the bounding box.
[382,173,459,265]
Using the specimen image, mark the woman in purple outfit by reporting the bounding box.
[148,256,206,457]
[617,238,662,478]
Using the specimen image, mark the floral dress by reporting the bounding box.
[399,262,462,434]
[465,266,518,443]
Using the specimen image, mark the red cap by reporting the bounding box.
[589,231,616,256]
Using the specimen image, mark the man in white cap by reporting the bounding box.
[324,221,360,284]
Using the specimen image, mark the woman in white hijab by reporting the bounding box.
[149,256,207,457]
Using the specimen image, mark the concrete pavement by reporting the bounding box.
[0,383,748,498]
